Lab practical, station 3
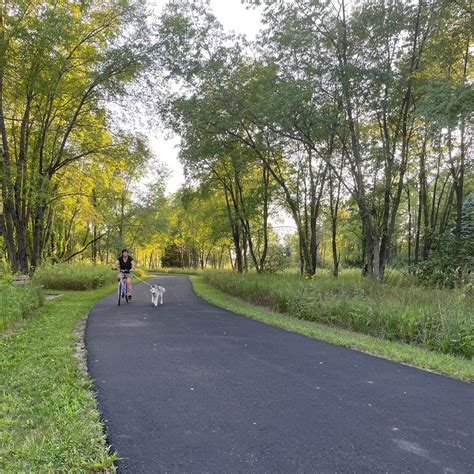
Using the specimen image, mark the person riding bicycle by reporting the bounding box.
[115,248,135,301]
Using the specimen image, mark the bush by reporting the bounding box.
[201,270,474,357]
[265,244,291,273]
[414,193,474,288]
[0,283,44,331]
[33,264,114,290]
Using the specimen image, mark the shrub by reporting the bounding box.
[201,270,474,357]
[0,283,44,331]
[33,264,114,290]
[414,193,474,288]
[265,244,291,273]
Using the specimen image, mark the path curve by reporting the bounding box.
[86,275,473,473]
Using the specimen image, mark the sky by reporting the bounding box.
[147,0,263,193]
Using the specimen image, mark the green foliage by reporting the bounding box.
[414,193,474,288]
[155,0,472,282]
[0,287,116,471]
[265,244,291,273]
[202,270,474,357]
[33,264,114,290]
[153,188,232,271]
[161,244,185,268]
[133,267,148,279]
[414,250,465,288]
[0,283,44,332]
[0,0,153,273]
[0,262,13,282]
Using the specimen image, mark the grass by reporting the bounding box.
[0,261,12,282]
[33,263,115,291]
[33,263,148,291]
[0,283,44,332]
[191,275,474,382]
[0,284,117,472]
[201,270,474,358]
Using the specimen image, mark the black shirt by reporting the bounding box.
[118,255,133,272]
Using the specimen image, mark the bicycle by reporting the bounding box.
[115,270,133,306]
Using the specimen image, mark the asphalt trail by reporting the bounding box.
[85,275,473,473]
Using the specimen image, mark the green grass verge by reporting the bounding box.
[191,276,474,382]
[0,283,44,332]
[0,285,117,472]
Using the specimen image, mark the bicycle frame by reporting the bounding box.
[117,272,130,306]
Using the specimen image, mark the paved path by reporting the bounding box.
[86,275,473,473]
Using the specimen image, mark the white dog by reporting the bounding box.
[150,284,166,306]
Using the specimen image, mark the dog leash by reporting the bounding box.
[132,273,154,287]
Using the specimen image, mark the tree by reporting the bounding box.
[0,0,149,272]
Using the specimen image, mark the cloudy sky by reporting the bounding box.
[148,0,263,193]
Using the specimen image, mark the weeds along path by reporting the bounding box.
[86,275,473,473]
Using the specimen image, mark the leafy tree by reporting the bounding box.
[0,0,149,272]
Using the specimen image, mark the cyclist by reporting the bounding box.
[115,248,135,302]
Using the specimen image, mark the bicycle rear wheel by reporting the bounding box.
[118,281,122,306]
